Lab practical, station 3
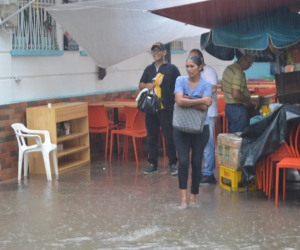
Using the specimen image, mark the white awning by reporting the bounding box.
[46,0,208,68]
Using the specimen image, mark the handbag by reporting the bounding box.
[137,90,161,114]
[172,104,207,133]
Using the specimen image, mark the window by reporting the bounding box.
[12,0,58,50]
[170,40,186,54]
[170,41,183,51]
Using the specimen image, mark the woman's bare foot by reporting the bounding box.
[181,198,187,206]
[190,194,196,204]
[180,189,188,206]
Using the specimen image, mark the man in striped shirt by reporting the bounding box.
[222,53,258,133]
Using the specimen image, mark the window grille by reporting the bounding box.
[170,41,183,51]
[12,0,58,50]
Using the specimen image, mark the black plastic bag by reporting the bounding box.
[240,104,300,183]
[137,90,161,114]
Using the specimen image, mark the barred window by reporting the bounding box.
[170,41,183,51]
[12,0,58,50]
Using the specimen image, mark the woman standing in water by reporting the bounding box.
[173,56,212,208]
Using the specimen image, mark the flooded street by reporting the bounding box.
[0,154,299,250]
[2,1,300,249]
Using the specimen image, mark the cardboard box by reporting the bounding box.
[217,133,242,170]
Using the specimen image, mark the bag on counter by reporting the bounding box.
[173,104,207,133]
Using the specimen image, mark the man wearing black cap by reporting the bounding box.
[139,42,180,175]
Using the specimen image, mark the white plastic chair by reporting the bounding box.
[11,123,58,181]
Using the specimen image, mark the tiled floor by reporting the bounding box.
[0,151,300,250]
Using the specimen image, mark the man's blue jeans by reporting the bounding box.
[202,116,217,176]
[225,104,247,133]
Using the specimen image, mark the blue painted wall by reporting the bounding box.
[244,62,271,79]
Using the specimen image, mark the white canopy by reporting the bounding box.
[46,0,208,68]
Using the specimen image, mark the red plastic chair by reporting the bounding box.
[88,105,118,158]
[275,158,300,206]
[114,98,135,126]
[254,87,277,102]
[275,124,300,207]
[256,123,299,198]
[110,106,147,166]
[265,142,294,199]
[255,160,264,190]
[215,97,227,142]
[288,122,300,158]
[121,106,142,160]
[295,124,300,159]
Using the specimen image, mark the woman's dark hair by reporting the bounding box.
[187,56,202,66]
[189,49,203,59]
[187,56,203,72]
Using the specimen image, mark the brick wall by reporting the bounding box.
[0,90,139,182]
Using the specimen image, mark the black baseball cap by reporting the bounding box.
[151,42,165,51]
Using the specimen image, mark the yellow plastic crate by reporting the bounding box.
[219,165,257,192]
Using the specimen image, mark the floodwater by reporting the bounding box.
[0,152,300,250]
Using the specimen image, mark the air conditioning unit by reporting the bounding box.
[0,1,18,27]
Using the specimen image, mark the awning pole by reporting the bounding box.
[276,54,286,103]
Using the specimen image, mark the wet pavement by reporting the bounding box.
[0,152,300,250]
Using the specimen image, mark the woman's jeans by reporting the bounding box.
[225,104,247,133]
[203,117,217,176]
[173,125,209,194]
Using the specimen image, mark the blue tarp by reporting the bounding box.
[201,7,300,61]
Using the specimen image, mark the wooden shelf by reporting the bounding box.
[26,102,90,175]
[57,145,89,157]
[58,159,90,172]
[57,132,89,143]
